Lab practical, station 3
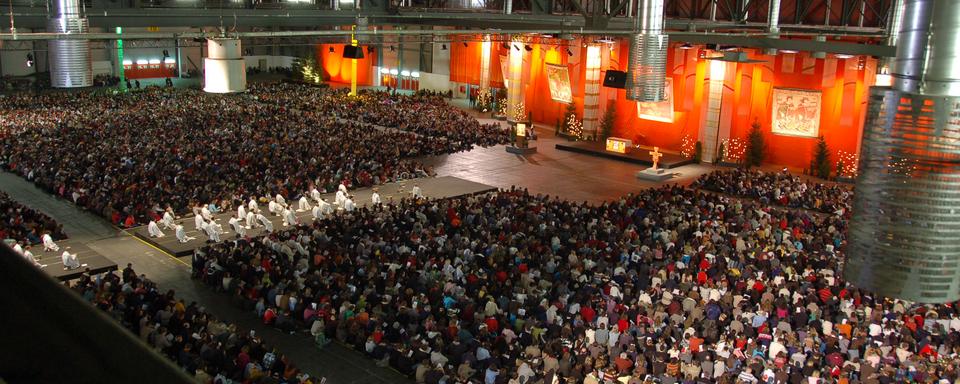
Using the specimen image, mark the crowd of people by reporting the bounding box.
[0,83,508,226]
[248,84,508,150]
[692,169,853,215]
[71,264,323,383]
[189,173,960,384]
[2,191,66,267]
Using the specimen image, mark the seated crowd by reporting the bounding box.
[247,84,508,150]
[692,169,853,215]
[2,191,67,266]
[71,264,321,383]
[0,83,508,226]
[191,179,960,384]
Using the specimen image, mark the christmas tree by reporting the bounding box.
[566,112,582,140]
[812,135,831,179]
[599,103,616,140]
[745,120,766,167]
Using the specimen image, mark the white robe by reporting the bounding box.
[311,205,323,220]
[194,214,205,231]
[319,200,334,216]
[411,186,423,199]
[246,211,257,228]
[275,194,287,208]
[371,192,381,205]
[257,214,273,233]
[162,211,176,230]
[298,196,311,212]
[338,183,348,194]
[23,249,40,266]
[335,190,346,206]
[311,188,323,203]
[175,225,195,243]
[237,205,247,221]
[203,221,221,243]
[201,206,213,220]
[248,199,259,213]
[229,217,246,238]
[344,198,356,212]
[42,234,60,252]
[13,243,23,255]
[62,251,80,270]
[283,209,298,227]
[268,200,280,216]
[148,220,165,238]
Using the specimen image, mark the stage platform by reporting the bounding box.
[130,176,499,257]
[33,239,119,281]
[555,141,694,169]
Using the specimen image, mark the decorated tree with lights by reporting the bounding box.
[476,89,492,112]
[294,56,323,84]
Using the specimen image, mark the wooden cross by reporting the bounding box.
[649,146,663,170]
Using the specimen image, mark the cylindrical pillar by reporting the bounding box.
[891,0,932,94]
[625,0,667,102]
[203,38,247,93]
[47,0,91,88]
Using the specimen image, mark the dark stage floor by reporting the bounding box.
[33,239,119,280]
[130,176,499,257]
[555,141,695,169]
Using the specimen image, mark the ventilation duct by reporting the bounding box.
[47,0,92,88]
[203,38,247,93]
[846,0,960,303]
[625,0,667,102]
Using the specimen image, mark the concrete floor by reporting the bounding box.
[0,94,724,383]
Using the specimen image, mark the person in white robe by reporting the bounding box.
[229,215,246,238]
[13,242,24,256]
[319,198,334,216]
[246,211,258,229]
[311,187,323,204]
[335,189,346,207]
[258,213,274,233]
[268,200,280,216]
[201,205,213,221]
[311,204,323,220]
[298,195,311,212]
[338,182,348,194]
[411,184,423,199]
[248,198,259,214]
[283,208,298,227]
[175,224,195,243]
[343,196,356,212]
[203,220,221,243]
[42,233,60,252]
[275,194,287,209]
[161,208,177,230]
[148,220,165,238]
[237,204,247,222]
[62,249,82,270]
[22,246,43,267]
[371,188,381,206]
[194,213,205,231]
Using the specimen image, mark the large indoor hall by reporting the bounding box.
[1,0,959,383]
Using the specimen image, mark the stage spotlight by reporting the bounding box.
[162,49,170,57]
[501,42,509,50]
[367,46,375,54]
[513,44,520,51]
[566,48,573,56]
[328,46,335,53]
[25,53,33,67]
[390,45,396,52]
[441,44,447,50]
[679,43,693,50]
[524,45,533,52]
[463,42,468,47]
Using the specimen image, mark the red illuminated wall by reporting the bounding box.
[124,63,176,79]
[450,38,875,170]
[316,44,377,86]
